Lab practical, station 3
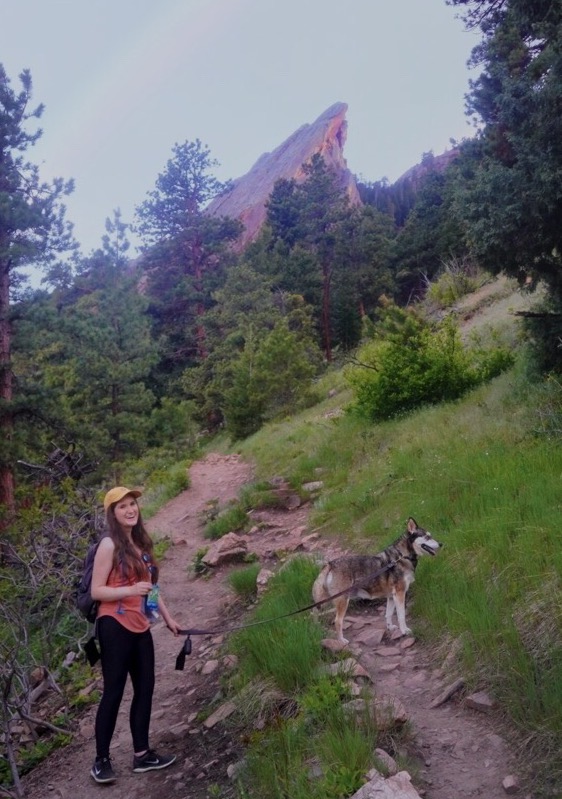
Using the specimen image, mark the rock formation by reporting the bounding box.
[394,147,459,189]
[205,102,361,247]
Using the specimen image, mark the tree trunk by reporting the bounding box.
[190,236,208,361]
[0,260,15,521]
[321,261,332,362]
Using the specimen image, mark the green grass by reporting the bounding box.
[204,502,249,539]
[230,557,324,694]
[227,557,382,798]
[242,701,377,799]
[228,563,262,601]
[124,457,191,519]
[234,367,562,793]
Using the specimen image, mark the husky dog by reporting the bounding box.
[312,517,442,644]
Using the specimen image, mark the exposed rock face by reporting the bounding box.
[394,147,459,189]
[206,102,361,247]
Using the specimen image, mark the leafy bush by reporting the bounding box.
[239,482,293,511]
[300,674,352,720]
[123,449,191,518]
[192,547,210,576]
[147,398,199,449]
[224,319,321,441]
[426,257,482,308]
[138,460,190,516]
[346,301,513,420]
[225,556,382,799]
[466,328,515,383]
[204,481,303,542]
[522,296,562,373]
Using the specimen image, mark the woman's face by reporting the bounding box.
[113,494,139,531]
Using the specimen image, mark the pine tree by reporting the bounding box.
[263,155,350,361]
[0,65,74,517]
[331,205,396,348]
[45,216,158,478]
[135,140,242,389]
[448,0,562,366]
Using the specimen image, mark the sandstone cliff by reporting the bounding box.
[205,102,361,247]
[394,148,459,188]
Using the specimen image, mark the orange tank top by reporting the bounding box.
[97,560,151,634]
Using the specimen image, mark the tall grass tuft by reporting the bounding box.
[230,557,323,694]
[243,721,312,799]
[204,502,248,539]
[228,563,261,601]
[237,666,379,798]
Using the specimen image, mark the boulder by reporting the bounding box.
[202,532,249,567]
[350,769,423,799]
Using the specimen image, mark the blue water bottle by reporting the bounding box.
[145,584,160,621]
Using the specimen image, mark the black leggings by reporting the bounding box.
[95,616,155,758]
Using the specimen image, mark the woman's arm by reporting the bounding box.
[91,537,152,602]
[157,593,181,635]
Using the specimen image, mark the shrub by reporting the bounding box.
[239,482,292,511]
[138,460,190,516]
[224,320,321,441]
[346,301,513,421]
[192,548,210,576]
[426,257,482,308]
[522,296,562,373]
[533,374,562,438]
[146,398,199,449]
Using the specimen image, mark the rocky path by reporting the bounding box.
[341,610,517,798]
[21,453,520,799]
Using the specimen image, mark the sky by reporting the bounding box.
[1,0,480,261]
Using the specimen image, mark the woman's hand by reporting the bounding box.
[165,618,182,636]
[133,581,153,596]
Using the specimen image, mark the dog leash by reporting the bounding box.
[174,555,408,670]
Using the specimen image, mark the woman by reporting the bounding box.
[90,486,181,784]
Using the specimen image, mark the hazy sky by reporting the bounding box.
[2,0,479,258]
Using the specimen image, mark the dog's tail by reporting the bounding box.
[312,564,331,606]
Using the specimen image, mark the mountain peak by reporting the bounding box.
[206,103,361,246]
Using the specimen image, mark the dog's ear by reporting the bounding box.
[407,517,418,534]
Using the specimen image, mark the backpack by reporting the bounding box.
[76,540,103,623]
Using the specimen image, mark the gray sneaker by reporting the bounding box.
[90,756,116,783]
[132,749,176,773]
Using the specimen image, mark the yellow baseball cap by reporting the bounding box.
[103,486,142,512]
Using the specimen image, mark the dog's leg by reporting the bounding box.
[333,596,350,644]
[385,595,398,632]
[393,589,412,636]
[312,567,330,621]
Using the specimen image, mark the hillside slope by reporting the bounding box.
[20,454,522,799]
[17,278,552,799]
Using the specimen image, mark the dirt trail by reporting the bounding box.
[21,453,518,799]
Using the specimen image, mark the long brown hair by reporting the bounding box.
[105,501,159,581]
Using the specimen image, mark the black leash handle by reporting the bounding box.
[173,557,402,669]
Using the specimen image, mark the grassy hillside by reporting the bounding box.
[229,279,562,792]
